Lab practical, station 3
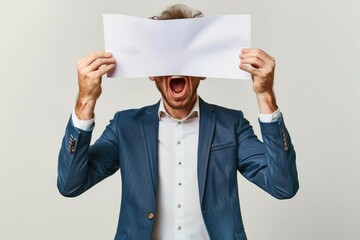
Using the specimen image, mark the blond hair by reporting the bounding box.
[149,4,203,20]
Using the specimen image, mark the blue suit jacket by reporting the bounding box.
[58,98,299,240]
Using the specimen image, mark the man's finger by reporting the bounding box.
[240,56,265,69]
[78,51,113,69]
[95,63,116,77]
[240,48,275,66]
[82,57,116,75]
[239,63,260,76]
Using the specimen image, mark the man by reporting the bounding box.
[58,4,299,240]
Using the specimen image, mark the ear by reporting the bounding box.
[149,76,155,81]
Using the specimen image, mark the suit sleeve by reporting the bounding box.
[57,113,120,197]
[237,112,299,199]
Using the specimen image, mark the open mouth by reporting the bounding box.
[169,75,187,98]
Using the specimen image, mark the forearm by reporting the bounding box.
[57,118,93,197]
[259,118,299,199]
[57,113,120,197]
[238,114,299,199]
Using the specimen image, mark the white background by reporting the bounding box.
[0,0,359,239]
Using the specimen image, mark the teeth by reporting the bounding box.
[171,75,183,79]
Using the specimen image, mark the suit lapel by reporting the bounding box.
[197,98,216,204]
[139,99,215,204]
[140,102,160,201]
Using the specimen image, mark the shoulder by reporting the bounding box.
[200,98,245,120]
[112,101,160,121]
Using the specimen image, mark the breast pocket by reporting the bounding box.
[211,141,235,152]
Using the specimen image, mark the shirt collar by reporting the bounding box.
[158,96,200,121]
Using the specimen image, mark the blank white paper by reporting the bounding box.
[103,14,251,79]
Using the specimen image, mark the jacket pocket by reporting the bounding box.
[235,230,247,240]
[211,141,235,152]
[114,232,126,240]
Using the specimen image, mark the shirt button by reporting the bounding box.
[148,212,154,220]
[177,121,181,125]
[178,182,182,186]
[178,226,182,230]
[178,162,182,165]
[177,140,181,144]
[178,204,181,208]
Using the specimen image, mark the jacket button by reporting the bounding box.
[148,212,154,220]
[284,143,289,151]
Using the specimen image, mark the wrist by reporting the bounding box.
[75,97,96,120]
[256,91,277,114]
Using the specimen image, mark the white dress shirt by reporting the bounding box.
[151,97,209,239]
[71,97,281,239]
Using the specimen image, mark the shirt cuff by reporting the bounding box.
[71,110,95,131]
[258,108,282,123]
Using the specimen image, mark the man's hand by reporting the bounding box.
[75,51,116,120]
[239,48,277,114]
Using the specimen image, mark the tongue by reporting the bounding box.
[170,78,186,93]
